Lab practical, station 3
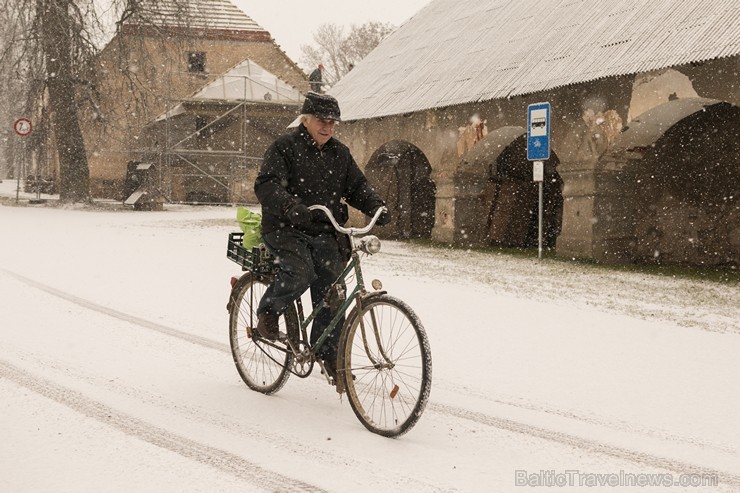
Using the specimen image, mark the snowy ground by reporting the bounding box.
[1,181,739,492]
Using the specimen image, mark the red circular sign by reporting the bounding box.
[14,118,32,137]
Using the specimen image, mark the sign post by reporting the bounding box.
[527,103,551,260]
[13,118,33,203]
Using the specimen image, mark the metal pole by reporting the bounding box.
[35,142,41,201]
[538,180,543,260]
[532,159,544,260]
[165,99,170,199]
[15,140,25,203]
[15,173,20,203]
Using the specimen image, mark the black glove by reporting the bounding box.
[287,203,312,227]
[375,207,391,226]
[310,208,328,223]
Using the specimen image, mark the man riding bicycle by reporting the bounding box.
[253,92,390,382]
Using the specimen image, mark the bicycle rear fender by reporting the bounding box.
[226,272,270,313]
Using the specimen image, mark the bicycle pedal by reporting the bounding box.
[317,360,335,386]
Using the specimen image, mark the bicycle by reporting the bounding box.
[226,206,432,437]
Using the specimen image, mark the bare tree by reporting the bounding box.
[0,0,35,179]
[36,0,98,202]
[343,22,395,64]
[1,0,194,202]
[0,0,112,201]
[301,23,346,85]
[300,21,395,85]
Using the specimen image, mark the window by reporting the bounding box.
[187,52,206,73]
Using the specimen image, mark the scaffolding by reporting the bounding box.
[160,98,258,204]
[146,59,304,205]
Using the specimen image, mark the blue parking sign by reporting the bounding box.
[527,102,550,161]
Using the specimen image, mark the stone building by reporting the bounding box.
[329,0,740,266]
[79,0,308,201]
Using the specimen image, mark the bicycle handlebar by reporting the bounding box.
[308,205,387,236]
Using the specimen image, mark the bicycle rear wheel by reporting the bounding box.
[339,294,432,437]
[229,273,295,394]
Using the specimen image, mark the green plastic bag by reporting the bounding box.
[236,207,262,250]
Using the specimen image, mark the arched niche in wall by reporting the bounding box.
[607,97,740,265]
[365,140,436,240]
[628,68,699,123]
[458,127,563,248]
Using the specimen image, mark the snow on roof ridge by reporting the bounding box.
[126,0,265,32]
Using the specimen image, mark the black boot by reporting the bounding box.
[256,312,279,340]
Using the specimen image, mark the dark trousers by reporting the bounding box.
[257,229,345,360]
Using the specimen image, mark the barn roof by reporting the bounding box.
[330,0,740,122]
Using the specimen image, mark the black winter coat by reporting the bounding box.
[254,123,384,236]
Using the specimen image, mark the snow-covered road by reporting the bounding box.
[1,193,738,492]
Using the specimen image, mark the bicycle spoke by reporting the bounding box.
[342,295,431,437]
[229,275,293,395]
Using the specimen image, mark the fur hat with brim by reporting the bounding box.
[302,92,341,121]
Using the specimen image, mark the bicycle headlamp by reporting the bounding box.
[359,235,381,254]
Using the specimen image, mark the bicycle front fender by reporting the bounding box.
[337,290,387,369]
[344,290,387,325]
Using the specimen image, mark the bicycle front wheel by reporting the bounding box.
[229,273,295,395]
[339,294,432,437]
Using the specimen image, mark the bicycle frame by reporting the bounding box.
[245,205,391,367]
[295,247,365,355]
[296,244,395,370]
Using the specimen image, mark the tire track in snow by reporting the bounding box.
[0,269,445,492]
[6,268,740,487]
[0,359,325,493]
[430,402,740,488]
[434,380,740,456]
[1,268,228,352]
[4,347,443,493]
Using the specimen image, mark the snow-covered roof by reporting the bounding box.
[188,59,302,103]
[155,58,303,121]
[330,0,740,122]
[127,0,264,32]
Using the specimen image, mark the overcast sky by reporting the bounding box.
[231,0,431,69]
